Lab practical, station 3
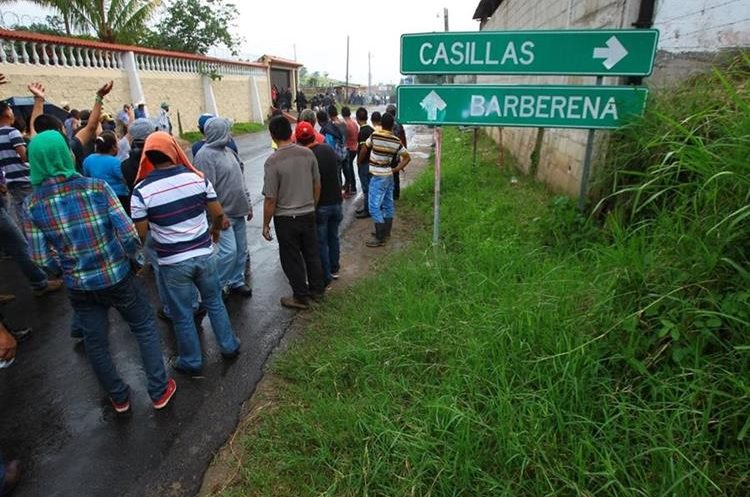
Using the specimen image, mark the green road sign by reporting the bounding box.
[397,85,649,129]
[401,29,659,76]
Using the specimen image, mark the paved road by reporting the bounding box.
[0,118,426,497]
[0,129,340,497]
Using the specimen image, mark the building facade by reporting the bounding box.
[470,0,749,195]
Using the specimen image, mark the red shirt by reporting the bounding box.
[344,118,359,151]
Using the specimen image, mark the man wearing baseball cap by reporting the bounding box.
[296,122,343,285]
[155,102,172,135]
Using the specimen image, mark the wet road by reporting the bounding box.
[0,116,426,497]
[0,129,348,497]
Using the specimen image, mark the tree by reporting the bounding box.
[0,0,157,43]
[69,0,159,43]
[143,0,240,55]
[0,0,82,36]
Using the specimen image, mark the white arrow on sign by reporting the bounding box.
[593,36,628,70]
[420,90,447,121]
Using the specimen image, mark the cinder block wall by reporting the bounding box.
[477,0,639,196]
[476,0,749,196]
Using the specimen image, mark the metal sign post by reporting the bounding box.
[578,76,604,210]
[433,126,443,251]
[473,127,479,168]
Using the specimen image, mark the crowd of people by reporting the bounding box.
[261,102,409,309]
[0,71,410,494]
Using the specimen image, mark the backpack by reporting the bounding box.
[324,123,348,162]
[332,138,348,162]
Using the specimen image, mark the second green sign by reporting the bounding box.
[397,85,649,129]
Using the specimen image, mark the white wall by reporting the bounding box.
[655,0,750,53]
[475,0,749,195]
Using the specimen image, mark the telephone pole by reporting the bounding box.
[345,35,350,103]
[444,7,449,31]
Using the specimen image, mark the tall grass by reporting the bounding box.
[219,58,750,497]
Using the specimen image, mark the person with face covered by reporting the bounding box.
[193,117,253,298]
[25,130,176,413]
[132,132,241,375]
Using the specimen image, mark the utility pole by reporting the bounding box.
[433,7,449,252]
[345,35,350,104]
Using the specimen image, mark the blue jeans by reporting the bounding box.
[159,254,239,371]
[216,216,248,290]
[144,234,199,318]
[357,161,370,212]
[0,205,48,290]
[316,204,343,284]
[368,175,395,224]
[67,274,168,403]
[8,182,32,234]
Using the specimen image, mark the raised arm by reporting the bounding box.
[28,82,46,137]
[75,80,113,146]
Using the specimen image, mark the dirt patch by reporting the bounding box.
[197,128,434,497]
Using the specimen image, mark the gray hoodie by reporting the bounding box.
[194,118,252,218]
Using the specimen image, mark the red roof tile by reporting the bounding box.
[0,28,266,68]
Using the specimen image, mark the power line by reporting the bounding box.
[656,0,744,24]
[660,17,750,41]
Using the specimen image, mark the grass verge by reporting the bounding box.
[181,121,265,144]
[218,61,749,497]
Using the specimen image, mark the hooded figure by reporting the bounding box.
[121,118,156,191]
[155,103,172,134]
[136,131,201,183]
[25,133,175,415]
[193,117,251,219]
[193,117,253,296]
[29,130,77,186]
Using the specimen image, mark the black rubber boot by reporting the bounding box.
[366,223,386,247]
[384,218,393,239]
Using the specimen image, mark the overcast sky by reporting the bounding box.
[3,1,480,84]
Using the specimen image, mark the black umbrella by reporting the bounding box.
[1,96,70,122]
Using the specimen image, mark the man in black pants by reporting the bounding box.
[355,107,375,219]
[385,104,407,200]
[262,116,325,310]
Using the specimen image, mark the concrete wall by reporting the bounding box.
[1,59,269,132]
[140,72,205,133]
[650,0,750,87]
[477,0,638,195]
[1,64,132,116]
[213,75,252,124]
[476,0,750,196]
